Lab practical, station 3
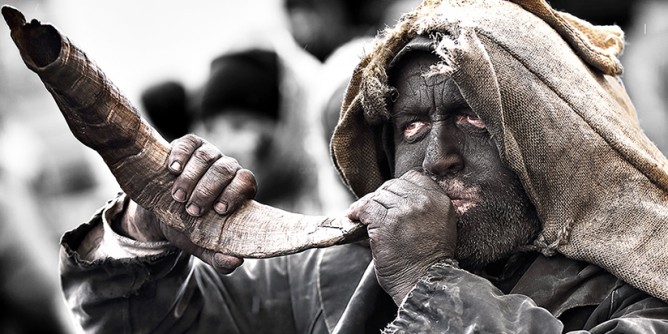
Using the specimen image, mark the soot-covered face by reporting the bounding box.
[388,52,541,269]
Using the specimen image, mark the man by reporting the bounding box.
[139,46,323,215]
[60,0,668,332]
[188,48,322,214]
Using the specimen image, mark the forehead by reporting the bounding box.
[388,51,438,83]
[388,51,465,112]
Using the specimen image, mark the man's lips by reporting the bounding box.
[450,198,477,215]
[435,179,481,215]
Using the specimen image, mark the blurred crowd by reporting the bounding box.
[0,0,666,333]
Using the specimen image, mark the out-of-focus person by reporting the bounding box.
[0,116,73,334]
[140,43,323,214]
[140,81,192,142]
[309,37,372,215]
[622,0,668,154]
[283,0,421,62]
[307,0,422,215]
[193,48,321,213]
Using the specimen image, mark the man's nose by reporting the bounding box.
[422,125,464,176]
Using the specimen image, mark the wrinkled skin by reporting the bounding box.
[347,170,457,305]
[119,134,256,273]
[120,52,541,304]
[347,52,541,303]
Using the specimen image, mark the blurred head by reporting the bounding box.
[199,49,280,122]
[284,0,415,61]
[193,49,280,173]
[140,81,191,141]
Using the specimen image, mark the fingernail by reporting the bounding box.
[214,201,228,214]
[186,203,201,216]
[170,161,181,172]
[173,189,186,202]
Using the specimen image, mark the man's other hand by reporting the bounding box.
[347,170,457,304]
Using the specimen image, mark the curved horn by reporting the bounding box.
[2,6,366,258]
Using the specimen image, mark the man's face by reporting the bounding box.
[389,52,541,269]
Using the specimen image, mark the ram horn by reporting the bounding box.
[2,6,366,258]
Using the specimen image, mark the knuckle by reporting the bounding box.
[169,135,203,166]
[415,192,429,203]
[220,185,246,205]
[386,180,407,192]
[414,194,431,209]
[173,172,198,195]
[402,169,422,180]
[237,170,258,196]
[237,169,256,185]
[172,134,201,152]
[222,155,240,167]
[172,146,189,156]
[211,159,240,178]
[193,148,221,165]
[181,134,202,146]
[191,183,217,203]
[357,202,375,221]
[221,182,242,200]
[178,167,200,182]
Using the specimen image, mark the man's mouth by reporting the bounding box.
[436,179,481,215]
[450,199,477,215]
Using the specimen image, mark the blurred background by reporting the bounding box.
[0,0,665,333]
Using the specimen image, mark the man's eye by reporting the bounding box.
[456,114,486,129]
[403,121,429,139]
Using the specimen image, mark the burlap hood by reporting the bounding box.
[331,0,668,302]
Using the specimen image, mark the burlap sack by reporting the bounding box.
[331,0,668,302]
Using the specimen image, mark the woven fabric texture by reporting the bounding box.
[331,0,668,301]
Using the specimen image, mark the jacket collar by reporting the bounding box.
[509,253,618,317]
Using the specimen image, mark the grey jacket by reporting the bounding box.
[60,207,668,333]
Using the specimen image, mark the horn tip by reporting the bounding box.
[2,5,26,31]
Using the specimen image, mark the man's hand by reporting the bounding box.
[347,170,457,305]
[118,134,257,274]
